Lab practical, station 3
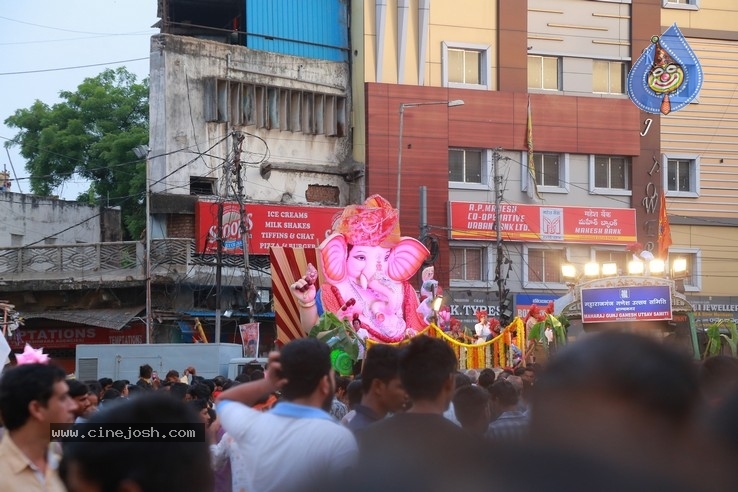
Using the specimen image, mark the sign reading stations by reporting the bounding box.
[195,202,341,255]
[449,202,637,244]
[581,285,672,323]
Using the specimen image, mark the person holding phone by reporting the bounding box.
[135,364,159,391]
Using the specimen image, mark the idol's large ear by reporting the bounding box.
[319,233,349,282]
[387,237,430,281]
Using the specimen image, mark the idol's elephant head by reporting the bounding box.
[319,233,429,285]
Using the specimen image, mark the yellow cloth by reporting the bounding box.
[0,431,67,492]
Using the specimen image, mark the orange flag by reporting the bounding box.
[658,192,672,259]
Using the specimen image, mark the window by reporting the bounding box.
[525,247,565,288]
[594,250,629,276]
[190,177,216,195]
[442,42,492,90]
[534,153,560,187]
[669,249,701,291]
[523,152,569,194]
[450,247,484,282]
[662,0,699,10]
[590,155,631,195]
[449,149,484,185]
[528,56,560,90]
[593,60,626,94]
[664,154,700,198]
[206,79,347,137]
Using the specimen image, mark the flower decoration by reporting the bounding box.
[15,343,50,365]
[332,195,401,247]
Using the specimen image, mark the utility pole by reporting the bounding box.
[215,199,223,344]
[233,132,254,321]
[492,148,509,325]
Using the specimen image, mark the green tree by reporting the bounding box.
[4,67,148,240]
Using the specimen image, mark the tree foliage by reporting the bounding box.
[4,67,148,240]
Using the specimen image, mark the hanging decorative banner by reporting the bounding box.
[627,23,703,115]
[239,322,260,358]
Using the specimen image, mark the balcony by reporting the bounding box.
[0,239,255,291]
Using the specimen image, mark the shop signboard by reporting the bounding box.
[581,285,672,323]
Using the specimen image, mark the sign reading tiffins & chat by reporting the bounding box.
[449,202,637,244]
[195,202,342,255]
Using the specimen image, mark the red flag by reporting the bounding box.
[658,193,672,259]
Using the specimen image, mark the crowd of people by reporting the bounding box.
[2,331,738,491]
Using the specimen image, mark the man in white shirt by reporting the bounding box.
[216,337,358,492]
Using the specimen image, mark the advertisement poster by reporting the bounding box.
[515,293,560,319]
[195,202,342,255]
[449,202,637,245]
[239,323,260,358]
[581,285,672,323]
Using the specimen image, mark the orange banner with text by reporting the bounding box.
[449,202,637,244]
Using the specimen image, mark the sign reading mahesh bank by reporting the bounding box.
[195,202,342,255]
[449,202,637,244]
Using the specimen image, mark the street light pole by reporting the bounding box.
[396,99,464,213]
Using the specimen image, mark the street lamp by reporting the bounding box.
[396,99,464,212]
[133,144,152,344]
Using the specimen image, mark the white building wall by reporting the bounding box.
[0,192,102,247]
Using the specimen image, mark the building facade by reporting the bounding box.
[146,0,359,348]
[660,0,738,328]
[353,0,654,328]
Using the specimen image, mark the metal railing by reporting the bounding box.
[0,238,259,284]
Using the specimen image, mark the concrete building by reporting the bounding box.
[352,0,652,329]
[146,0,360,348]
[0,188,120,247]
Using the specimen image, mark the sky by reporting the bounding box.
[0,1,158,199]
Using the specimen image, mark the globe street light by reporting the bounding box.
[397,99,464,212]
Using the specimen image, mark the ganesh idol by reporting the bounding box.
[290,195,429,343]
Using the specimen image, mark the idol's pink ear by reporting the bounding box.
[319,233,349,282]
[387,237,430,281]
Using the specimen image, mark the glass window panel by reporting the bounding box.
[465,151,482,183]
[528,249,544,282]
[678,160,691,191]
[450,248,463,280]
[611,63,624,93]
[449,150,464,182]
[542,57,559,90]
[543,250,563,283]
[464,51,480,85]
[593,60,608,93]
[466,249,482,281]
[533,154,544,186]
[668,160,678,191]
[543,154,560,186]
[448,50,464,84]
[595,156,608,188]
[528,56,542,89]
[610,157,626,189]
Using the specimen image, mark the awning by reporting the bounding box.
[22,306,145,331]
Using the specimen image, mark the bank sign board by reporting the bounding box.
[449,202,637,244]
[195,202,341,255]
[581,285,672,323]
